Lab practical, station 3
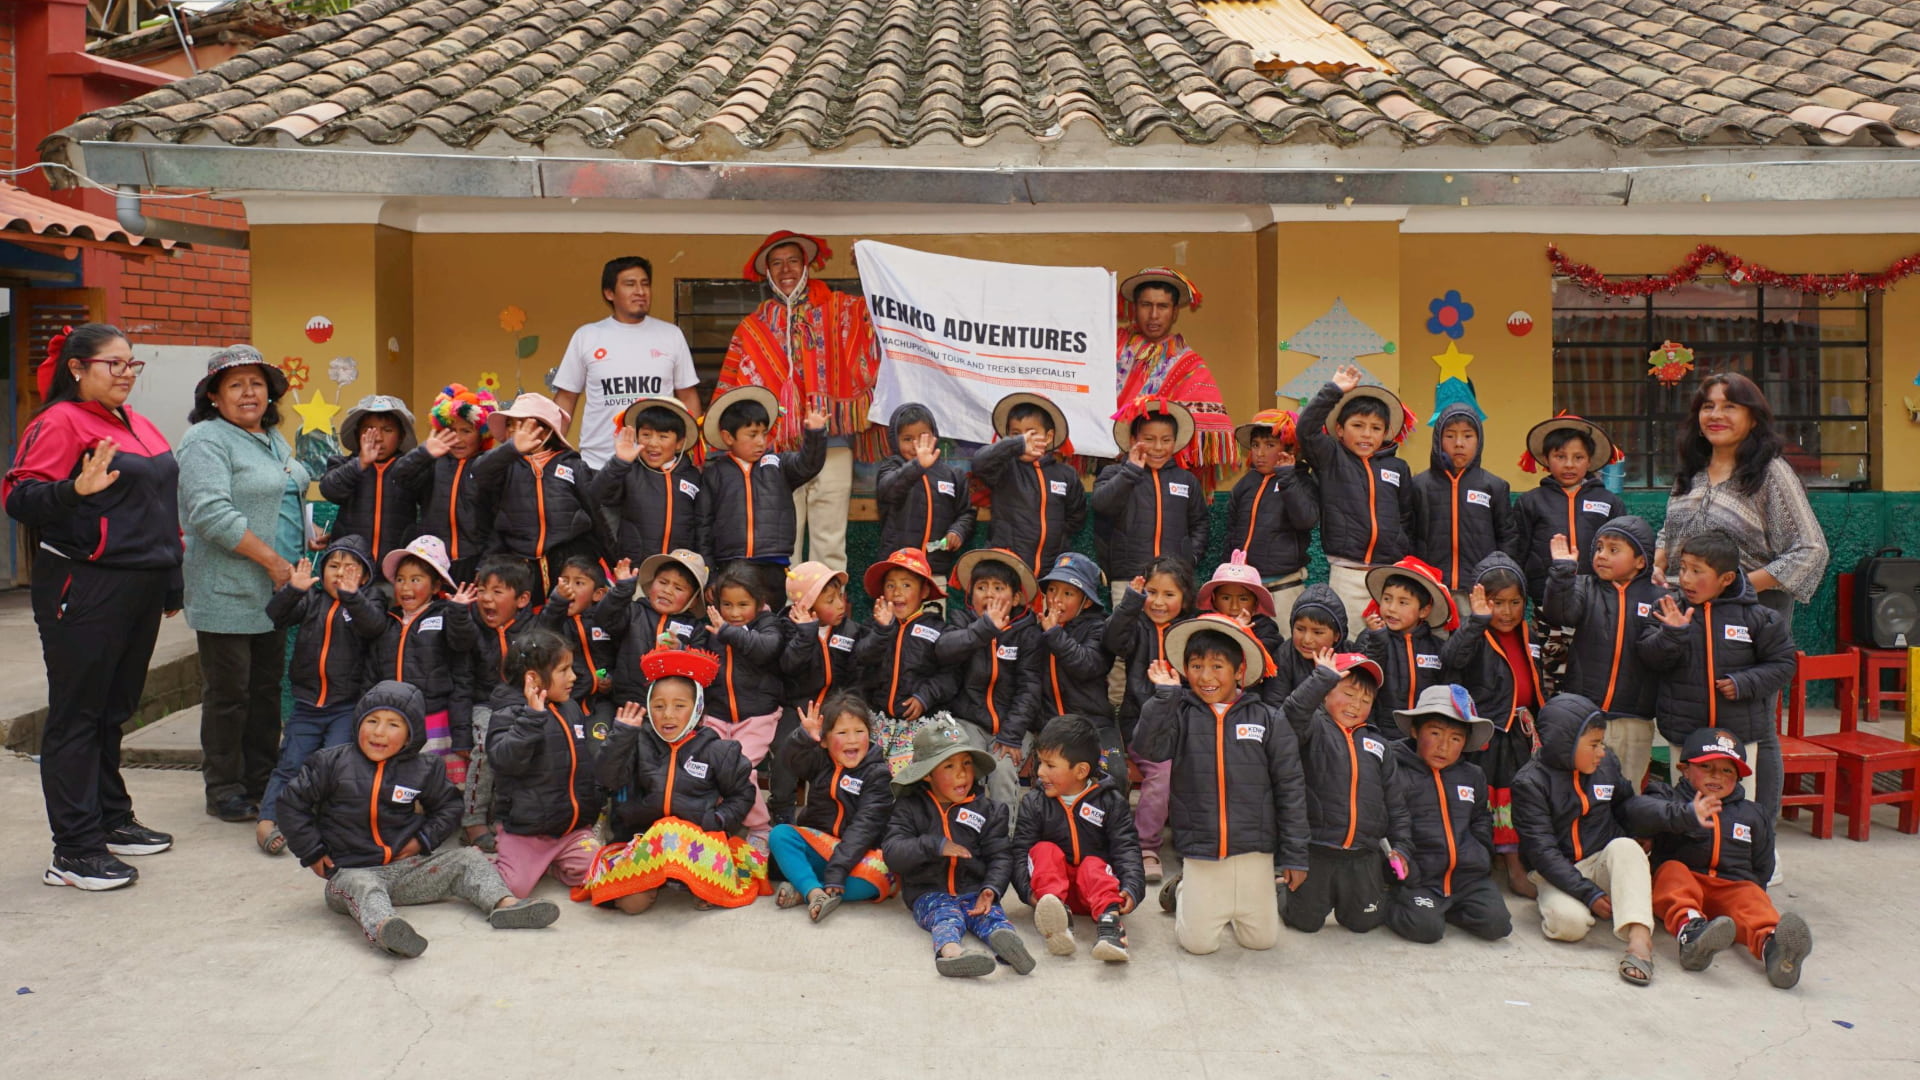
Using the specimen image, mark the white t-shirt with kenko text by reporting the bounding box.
[553,316,699,467]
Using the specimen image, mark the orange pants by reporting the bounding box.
[1652,860,1778,959]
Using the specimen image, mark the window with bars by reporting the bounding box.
[1551,277,1872,490]
[672,277,864,404]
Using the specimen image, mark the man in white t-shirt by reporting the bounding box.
[553,256,703,469]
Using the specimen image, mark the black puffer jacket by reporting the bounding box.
[935,607,1044,748]
[970,435,1086,574]
[370,598,478,746]
[1269,584,1354,703]
[1440,552,1544,734]
[266,534,386,709]
[1036,609,1116,726]
[1391,741,1494,897]
[711,611,790,724]
[471,442,599,559]
[1281,666,1413,857]
[486,684,605,837]
[781,730,896,889]
[1133,685,1311,870]
[466,604,533,705]
[1511,693,1633,907]
[1625,775,1775,887]
[278,681,461,870]
[875,411,977,578]
[1297,382,1416,565]
[1225,464,1318,582]
[695,429,826,564]
[595,579,706,708]
[1103,589,1191,739]
[388,448,492,569]
[320,454,425,566]
[1411,403,1520,589]
[587,453,700,560]
[1514,475,1625,603]
[532,585,620,704]
[780,615,870,709]
[1010,772,1145,905]
[853,607,960,717]
[1359,622,1448,730]
[1090,460,1210,582]
[1542,515,1663,719]
[1636,570,1796,744]
[883,783,1013,906]
[599,721,754,840]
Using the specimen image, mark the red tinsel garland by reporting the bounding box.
[1547,243,1920,297]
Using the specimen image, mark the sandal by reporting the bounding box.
[1141,849,1163,883]
[255,823,287,857]
[808,889,843,923]
[1618,950,1654,987]
[774,881,804,909]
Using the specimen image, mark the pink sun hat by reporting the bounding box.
[381,535,456,591]
[1198,549,1276,619]
[488,392,573,451]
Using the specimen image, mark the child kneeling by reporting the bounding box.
[769,692,898,921]
[278,681,557,957]
[1386,685,1513,943]
[1012,715,1144,962]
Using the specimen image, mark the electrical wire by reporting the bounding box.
[0,161,214,199]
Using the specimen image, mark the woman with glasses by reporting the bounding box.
[3,323,181,891]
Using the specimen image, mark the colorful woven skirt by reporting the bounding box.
[793,826,898,901]
[420,710,467,785]
[572,817,770,908]
[877,709,959,777]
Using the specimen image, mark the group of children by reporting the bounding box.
[271,364,1812,988]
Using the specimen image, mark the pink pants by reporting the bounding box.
[703,711,775,842]
[1129,747,1171,851]
[493,827,598,898]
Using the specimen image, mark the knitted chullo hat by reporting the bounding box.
[428,383,500,450]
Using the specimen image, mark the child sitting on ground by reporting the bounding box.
[936,549,1045,823]
[1626,728,1813,989]
[321,395,424,565]
[776,561,866,823]
[532,555,618,728]
[1092,398,1210,598]
[1272,585,1352,703]
[1411,402,1518,593]
[875,403,977,579]
[485,628,604,898]
[1386,685,1513,944]
[588,396,701,560]
[257,535,386,855]
[1296,364,1417,631]
[695,386,828,602]
[1542,516,1663,789]
[854,548,961,770]
[391,383,498,583]
[769,692,898,922]
[579,646,769,913]
[472,392,601,597]
[278,681,558,958]
[1226,409,1317,617]
[882,720,1034,978]
[373,536,478,783]
[1440,552,1542,896]
[1358,557,1455,727]
[1135,616,1309,955]
[461,555,537,850]
[601,549,709,710]
[1011,714,1143,963]
[1280,648,1412,935]
[1104,555,1198,882]
[1034,553,1124,781]
[969,393,1087,575]
[703,563,789,841]
[1511,693,1656,986]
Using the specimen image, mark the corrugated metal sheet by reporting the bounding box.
[1201,0,1394,72]
[0,181,174,252]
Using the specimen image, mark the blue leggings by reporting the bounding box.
[911,890,1013,953]
[260,702,356,821]
[766,824,880,901]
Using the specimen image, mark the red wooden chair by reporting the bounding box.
[1776,651,1846,839]
[1838,573,1909,722]
[1802,644,1920,840]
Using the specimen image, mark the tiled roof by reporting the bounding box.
[0,182,177,254]
[45,0,1920,158]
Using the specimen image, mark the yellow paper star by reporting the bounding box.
[1432,341,1474,382]
[293,397,340,435]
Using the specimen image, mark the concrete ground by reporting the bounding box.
[1,753,1916,1078]
[0,589,199,753]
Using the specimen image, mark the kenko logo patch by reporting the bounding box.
[1235,723,1266,741]
[683,759,709,779]
[1466,490,1491,507]
[1456,785,1475,802]
[838,774,864,796]
[390,785,421,805]
[936,480,956,496]
[955,808,986,832]
[1049,480,1068,495]
[678,479,699,499]
[1724,624,1752,643]
[1380,469,1401,486]
[1582,499,1611,514]
[1167,482,1190,498]
[1078,802,1106,826]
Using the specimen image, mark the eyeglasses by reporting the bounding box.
[83,358,147,377]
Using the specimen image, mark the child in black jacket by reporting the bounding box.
[694,387,827,601]
[320,395,425,566]
[1225,409,1318,615]
[1543,515,1663,788]
[1013,716,1144,963]
[1201,550,1285,668]
[259,534,385,853]
[532,555,619,724]
[1274,584,1352,704]
[472,392,601,597]
[1034,553,1121,777]
[856,548,962,767]
[768,692,898,921]
[1092,400,1210,588]
[776,561,866,823]
[1358,557,1454,728]
[278,681,557,957]
[582,646,767,913]
[461,555,537,848]
[1297,365,1416,632]
[1411,402,1519,591]
[1386,685,1512,944]
[970,393,1086,575]
[936,549,1045,824]
[389,383,498,583]
[702,562,790,839]
[882,720,1032,978]
[372,536,478,784]
[587,396,701,561]
[1514,414,1625,602]
[485,628,604,898]
[875,403,977,579]
[600,549,709,710]
[1103,554,1197,881]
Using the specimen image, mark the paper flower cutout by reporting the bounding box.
[499,306,527,333]
[281,356,310,391]
[478,371,502,393]
[1426,290,1475,339]
[328,356,358,386]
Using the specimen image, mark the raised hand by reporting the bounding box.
[798,700,823,740]
[1331,364,1362,393]
[914,432,940,468]
[614,425,642,463]
[1363,611,1386,632]
[1655,595,1695,629]
[288,556,316,592]
[707,607,725,633]
[612,557,637,583]
[358,427,383,468]
[614,702,646,729]
[1037,599,1060,633]
[1146,659,1182,687]
[804,404,831,431]
[1274,447,1296,468]
[1469,584,1492,618]
[510,418,546,455]
[424,428,457,459]
[449,582,478,606]
[1128,439,1148,467]
[1129,575,1147,595]
[1313,645,1339,674]
[872,598,895,627]
[1232,609,1254,628]
[73,438,121,496]
[1691,789,1722,829]
[1549,533,1575,563]
[1021,428,1050,459]
[522,674,548,712]
[984,594,1012,630]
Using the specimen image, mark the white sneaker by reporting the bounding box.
[1035,893,1076,955]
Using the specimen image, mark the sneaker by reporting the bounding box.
[104,818,173,856]
[1676,915,1736,971]
[43,851,138,891]
[207,795,256,823]
[935,949,996,978]
[1034,894,1076,956]
[1158,874,1180,914]
[1764,912,1813,989]
[987,927,1037,975]
[1092,912,1130,963]
[375,917,428,958]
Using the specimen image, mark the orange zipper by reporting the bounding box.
[1432,769,1457,894]
[316,598,341,707]
[369,759,390,863]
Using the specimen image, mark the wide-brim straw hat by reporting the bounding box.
[1325,384,1407,443]
[637,549,710,617]
[619,395,698,443]
[952,548,1039,601]
[1394,684,1495,752]
[703,385,781,450]
[1525,414,1615,472]
[1112,397,1196,456]
[1118,267,1200,310]
[1163,614,1271,689]
[991,392,1068,446]
[1365,561,1453,629]
[488,392,573,452]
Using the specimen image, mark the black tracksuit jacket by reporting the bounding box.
[780,731,896,889]
[471,442,600,560]
[1133,685,1311,871]
[486,684,605,837]
[388,448,493,570]
[970,436,1086,575]
[1541,515,1663,720]
[883,783,1013,906]
[695,430,826,565]
[321,454,425,566]
[1410,404,1519,590]
[780,615,870,710]
[587,453,701,560]
[1090,460,1210,582]
[1391,741,1495,897]
[1514,475,1625,603]
[599,721,755,840]
[1297,382,1415,565]
[1224,465,1318,582]
[935,607,1045,748]
[1282,666,1413,858]
[1035,608,1116,727]
[267,536,386,710]
[1511,694,1635,907]
[1010,771,1146,906]
[854,606,960,717]
[370,598,478,747]
[1636,571,1796,745]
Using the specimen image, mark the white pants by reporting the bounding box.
[1531,837,1654,943]
[1175,851,1281,954]
[1109,581,1133,709]
[793,446,853,573]
[1605,717,1654,792]
[1327,563,1374,637]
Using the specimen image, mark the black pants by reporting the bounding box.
[31,556,167,858]
[1282,844,1387,933]
[197,629,285,805]
[768,706,802,819]
[1386,875,1513,944]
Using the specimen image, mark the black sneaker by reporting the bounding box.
[104,818,173,856]
[1764,912,1813,989]
[1676,915,1736,971]
[376,917,428,958]
[1092,912,1130,963]
[43,852,138,891]
[987,927,1037,975]
[207,796,256,823]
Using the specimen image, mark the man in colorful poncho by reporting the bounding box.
[1114,267,1234,491]
[716,231,880,574]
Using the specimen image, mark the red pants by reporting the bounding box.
[1026,842,1124,916]
[1652,860,1779,959]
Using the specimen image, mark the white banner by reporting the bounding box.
[857,240,1119,457]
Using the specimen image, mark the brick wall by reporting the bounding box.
[115,192,251,346]
[0,5,17,165]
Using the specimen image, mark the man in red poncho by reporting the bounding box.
[716,231,880,573]
[1114,268,1234,492]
